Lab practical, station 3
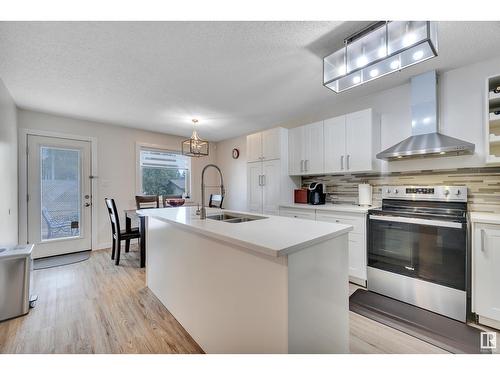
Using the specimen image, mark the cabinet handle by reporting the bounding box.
[347,154,350,170]
[262,175,266,186]
[305,159,309,172]
[341,155,344,170]
[481,229,486,252]
[300,160,304,172]
[258,175,262,186]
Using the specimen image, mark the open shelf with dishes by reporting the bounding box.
[486,74,500,164]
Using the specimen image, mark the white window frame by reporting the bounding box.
[135,142,192,200]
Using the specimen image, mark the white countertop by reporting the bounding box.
[139,207,352,257]
[470,212,500,225]
[279,203,377,214]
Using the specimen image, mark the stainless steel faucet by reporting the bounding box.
[198,164,225,219]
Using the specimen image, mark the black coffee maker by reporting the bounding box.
[308,182,326,205]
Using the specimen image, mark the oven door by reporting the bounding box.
[368,215,466,290]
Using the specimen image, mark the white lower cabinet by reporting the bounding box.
[280,207,367,285]
[278,207,316,220]
[315,211,367,284]
[472,222,500,329]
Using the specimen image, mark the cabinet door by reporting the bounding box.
[315,212,367,281]
[247,162,263,213]
[324,115,346,173]
[288,126,304,175]
[246,132,262,163]
[262,128,281,161]
[303,121,324,174]
[262,159,281,214]
[473,224,500,321]
[345,109,372,172]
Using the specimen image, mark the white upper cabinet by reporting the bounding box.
[304,121,325,175]
[289,121,324,175]
[288,126,304,175]
[246,127,285,163]
[246,132,262,163]
[324,109,381,174]
[324,115,346,173]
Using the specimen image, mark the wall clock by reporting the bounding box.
[232,148,240,159]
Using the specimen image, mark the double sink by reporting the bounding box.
[206,212,267,224]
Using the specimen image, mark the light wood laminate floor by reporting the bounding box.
[0,247,449,354]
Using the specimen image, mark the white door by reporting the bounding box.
[304,121,324,175]
[262,128,281,161]
[27,135,92,258]
[247,162,263,213]
[288,126,304,175]
[262,159,280,215]
[473,224,500,321]
[246,132,262,163]
[324,115,346,173]
[345,109,372,172]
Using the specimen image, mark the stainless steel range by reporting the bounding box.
[367,186,469,322]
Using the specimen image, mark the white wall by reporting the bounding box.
[215,135,247,211]
[300,55,500,173]
[0,78,18,246]
[17,109,217,250]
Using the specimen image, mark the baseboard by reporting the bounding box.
[478,315,500,331]
[349,275,367,287]
[94,242,111,251]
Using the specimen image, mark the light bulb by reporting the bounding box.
[377,46,387,58]
[369,69,379,78]
[352,76,361,84]
[390,60,400,70]
[412,50,424,60]
[356,55,368,68]
[402,32,417,47]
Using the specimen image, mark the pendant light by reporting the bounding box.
[323,21,438,93]
[182,119,209,157]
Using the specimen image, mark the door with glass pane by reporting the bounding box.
[27,135,92,258]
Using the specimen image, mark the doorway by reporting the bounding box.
[26,135,92,258]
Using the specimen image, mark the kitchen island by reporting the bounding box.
[140,206,352,354]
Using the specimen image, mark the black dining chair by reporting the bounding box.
[209,194,224,208]
[105,198,141,266]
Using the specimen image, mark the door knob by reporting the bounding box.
[84,203,91,207]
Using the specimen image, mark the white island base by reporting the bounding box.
[144,208,350,354]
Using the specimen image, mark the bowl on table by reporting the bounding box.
[165,198,185,207]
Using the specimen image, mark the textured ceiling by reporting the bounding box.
[1,21,500,141]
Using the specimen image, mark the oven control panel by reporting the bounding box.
[382,186,468,202]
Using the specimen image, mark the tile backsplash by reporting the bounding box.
[302,167,500,214]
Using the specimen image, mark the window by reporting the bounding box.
[139,148,191,198]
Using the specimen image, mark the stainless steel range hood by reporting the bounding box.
[376,71,475,161]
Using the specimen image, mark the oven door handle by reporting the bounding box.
[369,214,463,229]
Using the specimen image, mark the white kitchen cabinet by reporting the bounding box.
[315,211,367,284]
[324,115,346,173]
[246,132,263,163]
[247,162,263,213]
[279,207,316,220]
[246,128,299,214]
[472,221,500,329]
[288,126,304,175]
[323,108,381,174]
[246,127,286,163]
[288,121,324,175]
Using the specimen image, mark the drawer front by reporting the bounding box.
[279,208,316,221]
[315,212,365,234]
